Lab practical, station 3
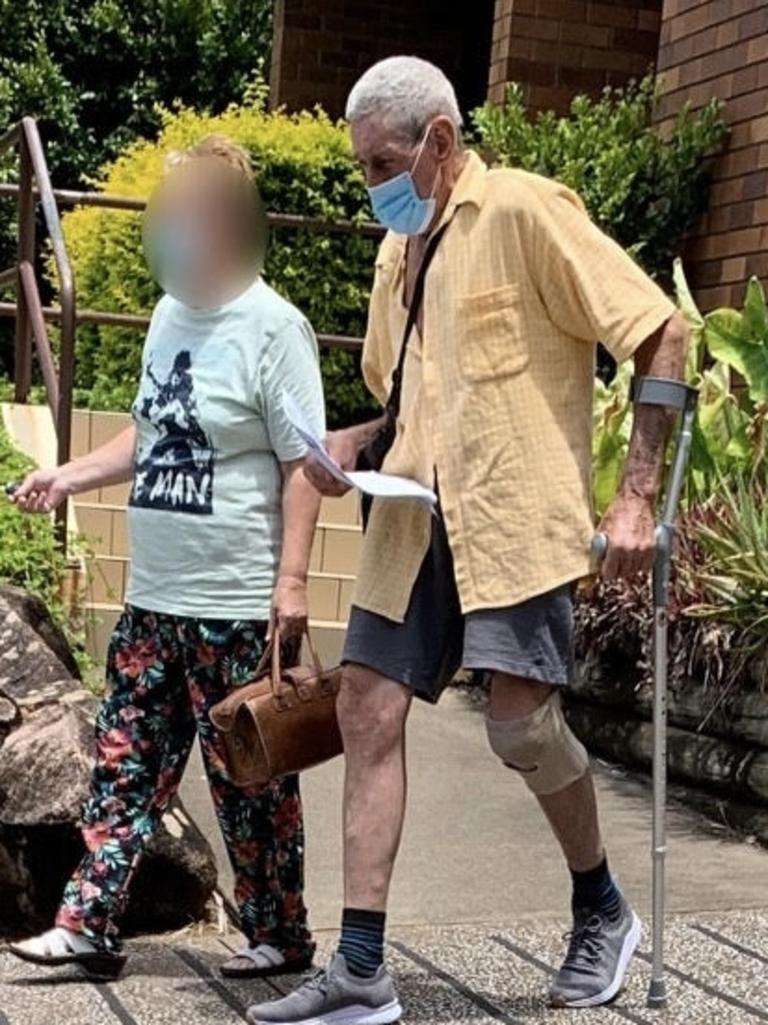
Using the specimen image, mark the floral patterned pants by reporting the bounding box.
[56,605,314,958]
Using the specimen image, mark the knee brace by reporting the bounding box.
[485,692,589,796]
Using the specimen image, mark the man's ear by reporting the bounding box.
[431,116,458,162]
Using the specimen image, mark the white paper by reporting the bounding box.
[283,392,437,508]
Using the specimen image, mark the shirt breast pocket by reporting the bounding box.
[458,284,528,381]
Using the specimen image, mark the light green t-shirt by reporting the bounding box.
[126,277,325,619]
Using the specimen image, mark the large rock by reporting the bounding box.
[0,588,218,938]
[0,584,81,680]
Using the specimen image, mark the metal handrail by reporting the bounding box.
[0,301,363,352]
[0,117,76,545]
[0,182,385,237]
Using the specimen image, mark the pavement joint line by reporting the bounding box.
[689,923,768,967]
[388,938,527,1025]
[173,946,252,1021]
[93,981,140,1025]
[635,950,768,1022]
[490,934,653,1025]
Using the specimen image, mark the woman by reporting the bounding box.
[8,136,324,981]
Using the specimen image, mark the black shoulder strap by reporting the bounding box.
[386,222,449,419]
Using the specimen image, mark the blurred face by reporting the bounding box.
[143,158,267,308]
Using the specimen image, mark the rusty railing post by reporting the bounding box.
[14,134,34,403]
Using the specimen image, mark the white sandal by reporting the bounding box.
[220,942,312,978]
[9,927,127,980]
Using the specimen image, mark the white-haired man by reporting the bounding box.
[247,56,687,1024]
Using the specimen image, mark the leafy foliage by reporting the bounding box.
[0,422,67,615]
[0,0,274,186]
[472,77,727,282]
[56,97,379,426]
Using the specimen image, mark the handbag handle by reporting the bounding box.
[260,625,326,706]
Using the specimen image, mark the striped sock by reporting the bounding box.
[571,857,623,923]
[337,908,386,978]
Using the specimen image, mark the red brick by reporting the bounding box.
[611,27,663,54]
[746,34,768,64]
[727,90,768,125]
[559,64,609,89]
[738,6,768,41]
[638,9,661,32]
[587,2,637,28]
[527,82,582,113]
[536,0,588,22]
[731,64,760,97]
[559,21,611,47]
[512,0,538,13]
[506,58,558,86]
[529,38,586,66]
[511,12,560,39]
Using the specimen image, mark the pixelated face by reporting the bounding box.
[143,157,267,308]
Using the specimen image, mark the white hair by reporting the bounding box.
[345,56,463,142]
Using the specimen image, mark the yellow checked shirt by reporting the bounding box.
[353,152,676,622]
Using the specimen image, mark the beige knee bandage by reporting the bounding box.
[485,692,589,795]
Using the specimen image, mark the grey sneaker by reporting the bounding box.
[246,953,402,1025]
[549,899,641,1008]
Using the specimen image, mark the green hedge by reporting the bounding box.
[58,94,379,427]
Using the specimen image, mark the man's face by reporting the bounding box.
[351,116,436,196]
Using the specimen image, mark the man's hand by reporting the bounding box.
[597,492,656,579]
[10,468,73,514]
[303,427,361,497]
[270,573,308,641]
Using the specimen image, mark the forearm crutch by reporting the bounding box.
[592,376,697,1010]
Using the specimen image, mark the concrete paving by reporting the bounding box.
[181,688,768,929]
[2,687,767,1023]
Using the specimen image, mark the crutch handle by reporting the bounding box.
[590,526,665,566]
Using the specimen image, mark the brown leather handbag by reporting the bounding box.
[209,628,343,788]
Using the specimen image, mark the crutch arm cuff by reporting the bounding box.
[630,376,697,412]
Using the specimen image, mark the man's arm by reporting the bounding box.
[303,414,388,497]
[271,458,323,638]
[598,312,689,579]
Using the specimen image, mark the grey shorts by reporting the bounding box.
[342,513,575,703]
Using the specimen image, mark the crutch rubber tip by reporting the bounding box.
[647,981,668,1010]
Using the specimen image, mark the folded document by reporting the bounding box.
[282,392,437,509]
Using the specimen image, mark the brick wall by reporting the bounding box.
[656,0,768,311]
[488,0,663,112]
[270,0,495,119]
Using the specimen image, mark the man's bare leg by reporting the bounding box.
[337,662,413,911]
[489,673,604,870]
[488,672,640,1008]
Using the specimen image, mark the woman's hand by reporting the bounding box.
[270,573,308,641]
[10,468,73,514]
[303,428,360,498]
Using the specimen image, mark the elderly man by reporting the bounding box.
[247,56,687,1024]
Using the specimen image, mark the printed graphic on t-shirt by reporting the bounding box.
[130,350,215,514]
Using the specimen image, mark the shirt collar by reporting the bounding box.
[389,150,488,282]
[433,149,487,233]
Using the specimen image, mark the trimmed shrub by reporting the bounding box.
[58,95,379,427]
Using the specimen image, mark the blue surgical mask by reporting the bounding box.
[367,126,439,235]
